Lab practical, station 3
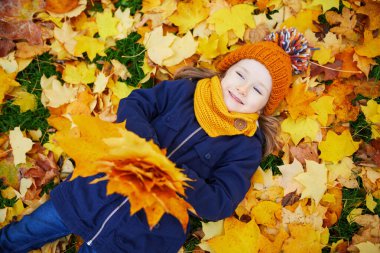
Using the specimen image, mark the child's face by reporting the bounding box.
[221,59,272,114]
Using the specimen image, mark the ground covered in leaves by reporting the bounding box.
[0,0,380,252]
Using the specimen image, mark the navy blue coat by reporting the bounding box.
[50,78,264,253]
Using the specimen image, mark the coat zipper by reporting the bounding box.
[167,127,202,159]
[86,127,202,246]
[86,197,129,246]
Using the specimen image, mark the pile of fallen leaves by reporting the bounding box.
[0,0,380,252]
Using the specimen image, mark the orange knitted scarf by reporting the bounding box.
[194,76,259,137]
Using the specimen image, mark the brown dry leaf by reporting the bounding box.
[0,21,43,45]
[356,1,380,31]
[0,0,45,20]
[283,0,303,15]
[0,38,15,57]
[349,214,380,246]
[15,42,50,58]
[325,7,359,41]
[326,80,360,123]
[289,142,319,164]
[245,23,270,43]
[360,166,380,194]
[310,60,343,81]
[353,79,380,99]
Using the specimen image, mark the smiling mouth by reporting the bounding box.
[228,90,244,105]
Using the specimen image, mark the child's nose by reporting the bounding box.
[236,83,250,96]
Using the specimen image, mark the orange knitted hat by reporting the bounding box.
[217,28,311,115]
[217,41,292,115]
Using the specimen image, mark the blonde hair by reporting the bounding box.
[174,66,281,156]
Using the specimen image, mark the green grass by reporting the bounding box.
[260,152,284,175]
[0,179,18,208]
[183,216,202,252]
[0,53,59,143]
[328,183,367,244]
[115,0,142,15]
[350,112,373,143]
[369,57,380,82]
[94,32,154,88]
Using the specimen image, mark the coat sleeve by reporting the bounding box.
[116,81,173,144]
[183,139,262,221]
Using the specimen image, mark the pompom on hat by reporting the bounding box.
[217,28,311,115]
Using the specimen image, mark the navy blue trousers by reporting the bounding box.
[0,200,96,253]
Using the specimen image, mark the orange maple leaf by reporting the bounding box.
[326,80,360,123]
[334,47,364,79]
[285,83,316,119]
[53,115,193,230]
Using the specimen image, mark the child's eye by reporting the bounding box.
[253,87,262,95]
[236,71,245,79]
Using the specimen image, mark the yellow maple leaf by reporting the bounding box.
[311,0,339,13]
[36,12,63,28]
[278,158,305,195]
[282,224,322,253]
[114,8,135,40]
[285,83,317,119]
[141,0,162,12]
[361,99,380,124]
[281,116,320,145]
[11,90,37,113]
[311,46,334,65]
[93,72,110,94]
[168,0,209,34]
[251,201,282,227]
[96,8,119,39]
[72,12,98,37]
[53,115,192,230]
[0,52,18,73]
[326,157,354,183]
[258,228,289,253]
[207,4,256,39]
[62,62,97,85]
[40,75,79,108]
[355,242,380,253]
[0,68,20,103]
[310,96,335,126]
[366,193,377,213]
[207,217,260,253]
[143,26,198,66]
[53,21,79,55]
[74,35,106,61]
[50,40,73,60]
[197,32,229,60]
[9,127,34,166]
[361,99,380,138]
[353,53,376,78]
[294,160,327,204]
[318,130,360,164]
[143,26,176,65]
[281,9,321,33]
[162,32,198,66]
